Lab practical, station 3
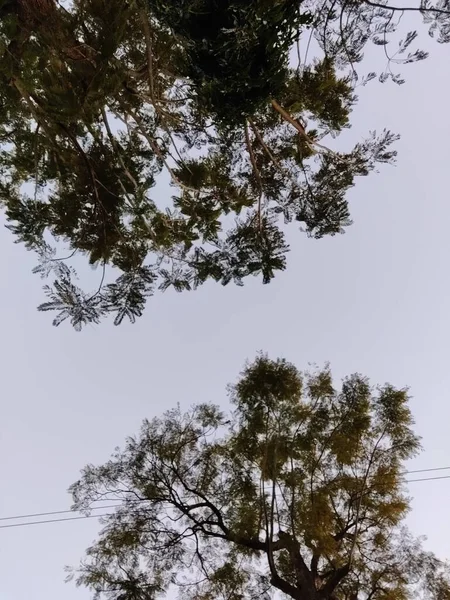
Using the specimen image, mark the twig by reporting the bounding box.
[363,0,450,14]
[101,108,139,190]
[138,9,191,172]
[248,118,283,172]
[113,106,200,194]
[348,429,387,567]
[11,79,54,139]
[50,249,78,262]
[88,261,107,301]
[56,122,111,249]
[244,121,263,231]
[33,124,40,203]
[271,98,318,154]
[339,4,358,80]
[249,117,309,195]
[139,8,156,102]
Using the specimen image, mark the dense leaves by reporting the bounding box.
[69,355,450,600]
[149,0,314,125]
[0,0,449,328]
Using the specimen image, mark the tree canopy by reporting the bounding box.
[69,354,450,600]
[0,0,449,328]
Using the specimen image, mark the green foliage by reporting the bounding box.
[69,355,450,600]
[150,0,313,126]
[0,0,449,328]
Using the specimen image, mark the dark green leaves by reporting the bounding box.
[1,0,448,328]
[103,266,156,326]
[149,0,313,126]
[38,276,104,330]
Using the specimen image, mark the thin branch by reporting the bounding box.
[244,121,263,231]
[302,27,315,75]
[50,249,78,262]
[296,37,302,76]
[259,413,301,600]
[249,117,308,196]
[138,10,191,171]
[11,79,54,140]
[363,0,450,13]
[113,106,200,194]
[33,124,40,203]
[248,118,283,173]
[88,261,106,301]
[101,108,139,190]
[54,122,123,253]
[348,429,387,567]
[139,8,156,102]
[56,123,103,211]
[320,0,340,59]
[339,3,358,80]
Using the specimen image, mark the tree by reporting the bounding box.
[0,0,449,328]
[69,355,450,600]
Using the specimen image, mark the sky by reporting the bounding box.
[1,16,450,600]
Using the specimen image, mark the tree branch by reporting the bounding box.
[278,531,315,597]
[248,116,308,196]
[248,118,283,173]
[114,106,199,194]
[244,120,263,231]
[271,99,306,137]
[269,573,302,600]
[271,99,343,159]
[139,8,156,102]
[348,429,387,567]
[318,563,350,599]
[11,78,55,140]
[362,0,450,14]
[167,462,285,553]
[101,108,139,190]
[138,9,189,170]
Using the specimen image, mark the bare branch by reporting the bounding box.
[101,108,139,190]
[348,429,387,567]
[244,121,263,230]
[363,0,450,14]
[113,106,200,194]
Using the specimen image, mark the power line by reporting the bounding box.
[406,474,450,483]
[0,513,110,530]
[1,467,450,532]
[0,503,122,523]
[404,465,450,475]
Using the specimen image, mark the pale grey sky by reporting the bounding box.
[0,23,449,600]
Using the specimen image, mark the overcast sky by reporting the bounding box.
[1,19,449,600]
